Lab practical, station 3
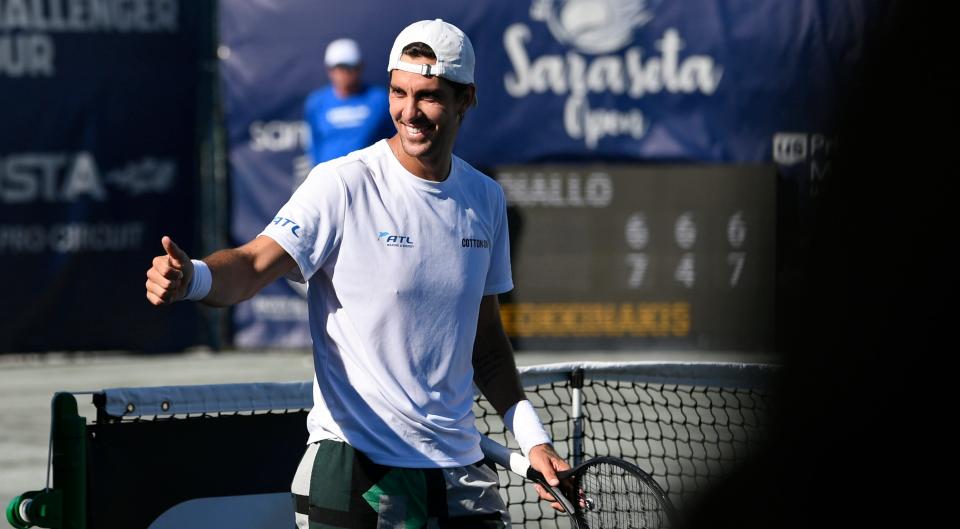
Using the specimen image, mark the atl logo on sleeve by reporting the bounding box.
[377,231,414,248]
[272,216,301,237]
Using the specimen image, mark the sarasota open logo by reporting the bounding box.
[531,0,656,54]
[505,0,722,149]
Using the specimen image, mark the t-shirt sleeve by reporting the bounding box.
[259,164,346,283]
[484,188,514,295]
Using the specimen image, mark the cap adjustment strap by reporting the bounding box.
[394,59,446,77]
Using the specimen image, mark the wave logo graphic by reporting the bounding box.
[530,0,658,54]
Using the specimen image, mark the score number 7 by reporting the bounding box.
[727,211,747,287]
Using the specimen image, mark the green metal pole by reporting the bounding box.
[51,392,86,529]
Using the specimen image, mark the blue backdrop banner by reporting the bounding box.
[1,0,208,352]
[218,0,883,347]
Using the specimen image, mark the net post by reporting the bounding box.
[51,392,86,529]
[570,368,585,466]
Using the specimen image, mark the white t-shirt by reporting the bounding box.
[260,140,513,467]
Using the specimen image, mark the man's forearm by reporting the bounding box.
[201,236,297,307]
[472,295,553,454]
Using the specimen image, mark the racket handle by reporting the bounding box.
[525,467,547,482]
[527,465,575,484]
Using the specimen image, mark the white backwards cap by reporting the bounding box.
[387,19,476,87]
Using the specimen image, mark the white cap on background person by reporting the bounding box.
[387,19,476,86]
[325,38,362,68]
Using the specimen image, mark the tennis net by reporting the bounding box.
[479,362,776,528]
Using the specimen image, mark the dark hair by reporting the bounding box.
[399,42,473,106]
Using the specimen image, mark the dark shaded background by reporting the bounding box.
[683,2,955,527]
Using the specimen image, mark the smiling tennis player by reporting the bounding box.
[145,18,569,528]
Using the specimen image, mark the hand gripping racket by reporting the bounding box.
[479,435,678,529]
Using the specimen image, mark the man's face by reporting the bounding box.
[388,54,469,163]
[328,65,362,94]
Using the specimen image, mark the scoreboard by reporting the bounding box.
[494,164,776,351]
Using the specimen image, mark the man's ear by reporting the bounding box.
[460,85,477,113]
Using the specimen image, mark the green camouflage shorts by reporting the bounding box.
[292,440,508,529]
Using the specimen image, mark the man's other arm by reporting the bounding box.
[472,295,570,507]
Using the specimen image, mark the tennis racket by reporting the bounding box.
[479,435,678,529]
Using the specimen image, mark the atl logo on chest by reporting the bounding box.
[378,231,414,248]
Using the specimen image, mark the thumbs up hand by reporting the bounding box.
[145,236,195,305]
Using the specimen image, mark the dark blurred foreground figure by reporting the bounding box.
[683,3,954,528]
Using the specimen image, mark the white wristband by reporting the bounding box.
[182,259,211,301]
[504,399,552,455]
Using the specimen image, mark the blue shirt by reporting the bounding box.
[304,84,394,165]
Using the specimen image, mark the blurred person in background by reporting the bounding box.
[146,19,569,529]
[304,37,394,167]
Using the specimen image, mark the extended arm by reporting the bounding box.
[472,295,570,508]
[145,235,297,308]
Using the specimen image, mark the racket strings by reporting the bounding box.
[573,461,672,529]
